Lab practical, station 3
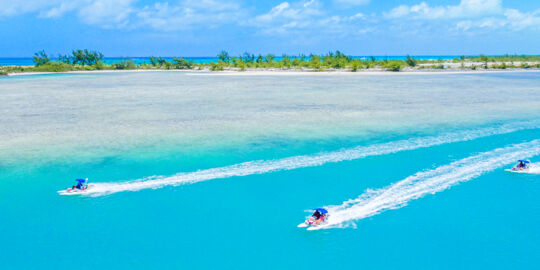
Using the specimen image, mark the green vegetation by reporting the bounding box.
[419,64,445,70]
[112,60,137,70]
[172,58,194,69]
[71,49,104,66]
[33,50,50,66]
[1,50,538,75]
[383,61,403,71]
[149,56,166,67]
[405,55,417,67]
[33,62,74,72]
[218,51,231,64]
[468,54,540,62]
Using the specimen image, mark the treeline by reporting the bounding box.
[453,54,540,63]
[1,50,539,75]
[206,51,540,71]
[207,50,411,71]
[22,49,195,72]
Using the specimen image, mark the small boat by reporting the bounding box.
[509,160,530,172]
[58,178,91,195]
[298,208,328,228]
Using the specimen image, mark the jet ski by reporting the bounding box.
[58,178,91,195]
[298,208,328,228]
[508,160,530,172]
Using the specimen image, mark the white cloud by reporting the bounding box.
[252,1,322,25]
[456,8,540,31]
[248,0,372,36]
[135,0,243,30]
[39,0,90,18]
[504,9,540,30]
[0,0,244,30]
[78,0,135,28]
[2,0,537,36]
[383,0,540,33]
[0,0,135,28]
[0,0,65,17]
[385,0,503,19]
[249,0,325,34]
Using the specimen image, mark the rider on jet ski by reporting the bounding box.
[310,208,328,225]
[513,160,530,171]
[72,178,88,190]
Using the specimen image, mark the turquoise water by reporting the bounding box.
[1,71,539,269]
[0,55,465,66]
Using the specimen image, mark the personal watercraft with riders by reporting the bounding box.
[298,208,328,228]
[58,178,92,195]
[508,160,530,172]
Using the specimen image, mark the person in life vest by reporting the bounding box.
[310,208,328,225]
[513,160,530,171]
[72,178,88,190]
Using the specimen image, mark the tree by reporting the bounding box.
[85,50,104,65]
[256,54,263,63]
[58,54,71,64]
[218,51,230,64]
[172,57,193,69]
[113,59,136,70]
[149,56,167,67]
[158,58,166,66]
[384,61,402,71]
[309,55,322,70]
[405,55,417,67]
[480,54,488,69]
[71,49,86,65]
[350,60,361,71]
[264,54,275,63]
[149,56,157,66]
[69,49,103,66]
[33,50,50,66]
[281,55,291,69]
[480,54,488,62]
[242,52,255,63]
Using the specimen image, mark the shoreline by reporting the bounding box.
[4,68,540,77]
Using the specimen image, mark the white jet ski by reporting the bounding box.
[298,208,328,228]
[58,178,91,195]
[507,160,530,173]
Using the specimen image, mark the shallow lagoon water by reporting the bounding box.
[1,71,539,269]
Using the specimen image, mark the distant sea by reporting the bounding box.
[0,56,461,66]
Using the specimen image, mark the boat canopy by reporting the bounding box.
[518,160,530,164]
[314,208,328,214]
[76,178,87,183]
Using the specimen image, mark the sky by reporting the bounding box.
[0,0,539,57]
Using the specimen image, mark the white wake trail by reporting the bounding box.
[525,163,540,174]
[80,121,539,196]
[311,140,540,230]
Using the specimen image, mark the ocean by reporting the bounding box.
[0,55,459,66]
[0,71,539,269]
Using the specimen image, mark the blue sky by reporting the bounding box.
[0,0,539,57]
